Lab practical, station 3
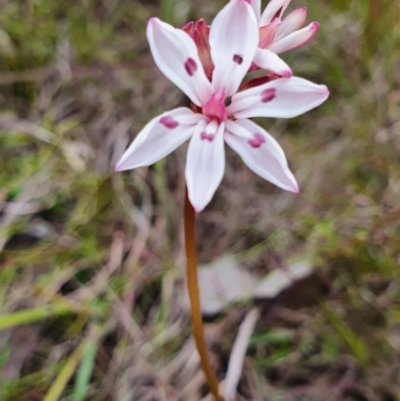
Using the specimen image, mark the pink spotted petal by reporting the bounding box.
[147,18,213,106]
[227,77,329,119]
[274,7,308,41]
[209,0,259,97]
[268,22,319,54]
[253,48,292,77]
[115,108,204,171]
[260,0,291,26]
[225,119,298,192]
[185,121,226,212]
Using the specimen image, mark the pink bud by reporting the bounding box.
[182,19,214,81]
[258,19,279,48]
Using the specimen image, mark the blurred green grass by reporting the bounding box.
[0,0,400,400]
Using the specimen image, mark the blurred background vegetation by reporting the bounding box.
[0,0,399,400]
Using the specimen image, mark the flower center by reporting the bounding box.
[202,89,227,122]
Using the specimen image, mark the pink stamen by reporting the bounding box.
[202,90,227,122]
[248,133,266,148]
[159,116,179,129]
[233,54,243,65]
[184,57,198,76]
[200,132,214,142]
[261,88,276,103]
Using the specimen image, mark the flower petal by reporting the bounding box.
[227,77,329,119]
[248,0,261,23]
[260,0,291,26]
[185,120,225,212]
[209,0,259,97]
[274,7,308,41]
[253,48,292,77]
[115,108,204,171]
[258,18,280,48]
[147,18,213,106]
[268,22,319,54]
[225,119,298,192]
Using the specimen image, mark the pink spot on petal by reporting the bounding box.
[248,138,261,148]
[248,133,266,148]
[200,132,214,142]
[184,57,198,76]
[160,116,179,129]
[233,54,243,65]
[261,88,276,103]
[254,133,266,144]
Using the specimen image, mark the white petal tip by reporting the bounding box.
[320,85,330,98]
[114,161,129,172]
[285,182,299,194]
[287,179,300,194]
[310,22,320,33]
[190,199,206,213]
[147,17,162,30]
[280,69,293,78]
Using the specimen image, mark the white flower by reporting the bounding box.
[115,0,329,212]
[247,0,320,77]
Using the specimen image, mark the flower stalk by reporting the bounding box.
[184,189,223,401]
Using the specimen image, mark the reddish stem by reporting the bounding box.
[184,189,223,401]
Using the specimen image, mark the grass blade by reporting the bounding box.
[160,0,175,24]
[73,339,98,401]
[0,304,72,331]
[43,343,85,401]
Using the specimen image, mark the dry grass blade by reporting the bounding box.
[224,308,260,401]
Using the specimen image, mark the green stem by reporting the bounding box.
[184,189,223,401]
